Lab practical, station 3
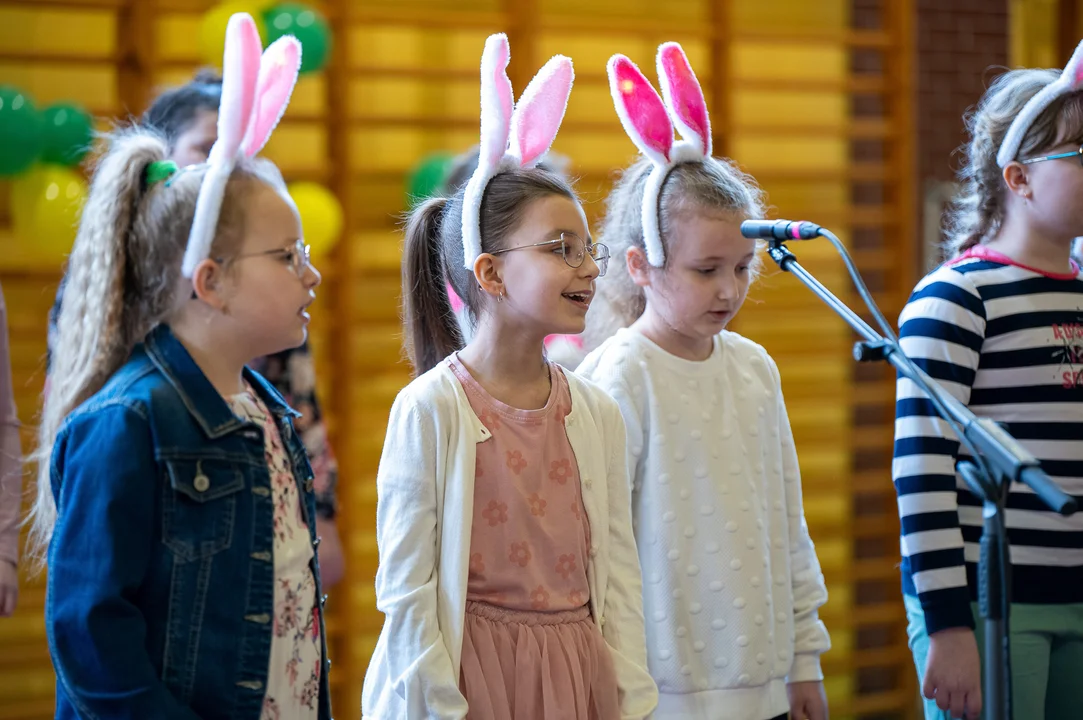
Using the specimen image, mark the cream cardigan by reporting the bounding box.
[361,360,658,719]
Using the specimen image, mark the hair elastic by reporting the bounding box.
[145,160,179,187]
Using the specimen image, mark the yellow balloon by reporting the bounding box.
[199,2,268,68]
[10,165,47,227]
[287,182,343,258]
[11,164,87,261]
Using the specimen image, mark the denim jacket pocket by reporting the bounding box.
[163,458,247,561]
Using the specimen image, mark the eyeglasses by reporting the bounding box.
[1020,145,1083,166]
[489,232,610,277]
[221,239,312,279]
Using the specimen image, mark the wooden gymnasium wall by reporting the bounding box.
[0,0,918,718]
[1010,0,1083,68]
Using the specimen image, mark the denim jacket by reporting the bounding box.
[46,324,332,720]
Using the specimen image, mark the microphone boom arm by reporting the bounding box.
[765,240,1073,512]
[761,230,1076,720]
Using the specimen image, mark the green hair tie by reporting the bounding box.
[145,160,179,187]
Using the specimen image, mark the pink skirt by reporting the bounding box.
[459,600,621,720]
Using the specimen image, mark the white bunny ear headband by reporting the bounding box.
[181,12,302,278]
[997,38,1083,168]
[608,42,711,267]
[461,33,574,269]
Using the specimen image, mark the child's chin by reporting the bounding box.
[552,317,586,336]
[692,321,725,339]
[263,329,307,357]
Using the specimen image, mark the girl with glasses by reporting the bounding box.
[362,35,656,720]
[32,19,332,719]
[894,42,1083,720]
[44,68,346,589]
[439,146,591,370]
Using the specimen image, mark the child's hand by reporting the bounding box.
[923,627,982,719]
[787,680,828,720]
[0,559,18,617]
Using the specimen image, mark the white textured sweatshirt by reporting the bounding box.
[578,328,831,720]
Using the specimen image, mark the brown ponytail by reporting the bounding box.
[402,197,464,375]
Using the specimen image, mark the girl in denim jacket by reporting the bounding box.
[29,15,330,720]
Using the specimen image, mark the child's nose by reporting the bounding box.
[579,254,600,279]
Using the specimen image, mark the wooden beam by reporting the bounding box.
[504,0,536,90]
[323,0,353,711]
[710,0,731,157]
[115,0,154,118]
[1060,0,1080,65]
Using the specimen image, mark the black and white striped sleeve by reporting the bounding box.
[893,268,986,634]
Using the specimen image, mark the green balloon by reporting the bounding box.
[41,103,94,166]
[407,153,454,207]
[0,86,43,176]
[263,3,331,74]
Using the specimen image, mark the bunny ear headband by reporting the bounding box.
[461,33,574,269]
[180,12,302,278]
[997,38,1083,168]
[609,42,710,267]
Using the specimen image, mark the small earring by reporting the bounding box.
[497,289,505,302]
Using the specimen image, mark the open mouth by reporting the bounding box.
[299,299,314,321]
[562,289,593,309]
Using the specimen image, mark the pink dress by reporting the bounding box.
[448,355,620,720]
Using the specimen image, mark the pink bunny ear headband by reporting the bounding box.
[181,12,302,278]
[461,33,574,269]
[609,42,711,267]
[997,38,1083,168]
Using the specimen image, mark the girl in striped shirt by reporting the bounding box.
[895,49,1083,719]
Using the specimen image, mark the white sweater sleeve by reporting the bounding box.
[597,391,659,719]
[769,357,831,683]
[373,395,468,719]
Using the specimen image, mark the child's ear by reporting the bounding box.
[626,246,653,288]
[472,253,505,301]
[191,258,230,310]
[1002,162,1032,200]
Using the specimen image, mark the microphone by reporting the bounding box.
[740,219,822,241]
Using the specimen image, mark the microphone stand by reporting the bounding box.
[763,238,1077,720]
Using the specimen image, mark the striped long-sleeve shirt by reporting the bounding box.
[893,246,1083,635]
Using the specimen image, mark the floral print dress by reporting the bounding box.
[251,343,339,521]
[227,388,321,720]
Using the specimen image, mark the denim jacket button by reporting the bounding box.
[193,474,210,493]
[313,536,322,548]
[304,478,314,493]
